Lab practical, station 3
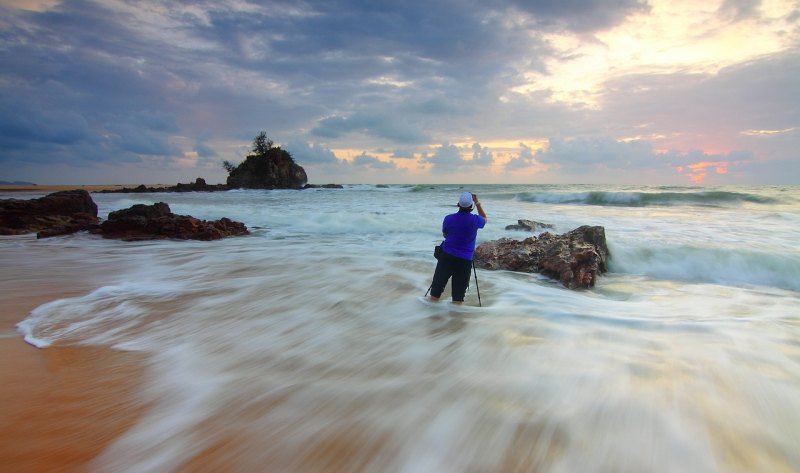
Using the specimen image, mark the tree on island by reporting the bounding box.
[223,131,308,189]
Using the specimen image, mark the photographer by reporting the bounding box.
[428,191,487,304]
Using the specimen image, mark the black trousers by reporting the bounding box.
[430,252,472,301]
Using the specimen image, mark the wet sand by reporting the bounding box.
[0,263,147,473]
[0,339,147,473]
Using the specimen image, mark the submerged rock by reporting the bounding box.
[0,190,99,238]
[474,225,609,289]
[95,202,249,241]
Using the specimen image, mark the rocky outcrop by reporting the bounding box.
[0,190,99,238]
[474,225,609,289]
[226,148,307,189]
[505,219,554,232]
[303,184,344,189]
[97,178,230,193]
[95,202,249,241]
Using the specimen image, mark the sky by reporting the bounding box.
[0,0,798,185]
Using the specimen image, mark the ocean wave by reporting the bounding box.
[514,190,778,207]
[610,244,800,292]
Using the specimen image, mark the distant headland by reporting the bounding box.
[99,132,342,193]
[96,178,343,194]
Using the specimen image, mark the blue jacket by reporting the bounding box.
[441,211,486,261]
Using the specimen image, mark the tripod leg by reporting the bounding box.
[472,260,481,307]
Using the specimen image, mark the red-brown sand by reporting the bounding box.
[0,261,147,473]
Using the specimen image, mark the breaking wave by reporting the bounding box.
[514,190,778,207]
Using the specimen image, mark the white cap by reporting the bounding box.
[458,191,473,209]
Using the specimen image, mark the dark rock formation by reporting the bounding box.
[97,178,230,193]
[474,225,609,289]
[95,202,249,241]
[226,148,307,189]
[504,219,554,232]
[0,190,99,238]
[303,184,344,189]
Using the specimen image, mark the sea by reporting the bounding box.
[4,184,800,473]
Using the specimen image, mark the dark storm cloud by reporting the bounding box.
[0,2,195,165]
[0,101,91,151]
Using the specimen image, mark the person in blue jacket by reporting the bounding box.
[429,191,488,304]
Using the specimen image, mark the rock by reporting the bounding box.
[226,148,308,189]
[505,219,554,232]
[97,178,230,193]
[96,202,249,241]
[303,184,344,189]
[0,190,99,238]
[474,225,609,289]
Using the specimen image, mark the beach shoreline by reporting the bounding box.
[0,257,147,473]
[0,184,168,193]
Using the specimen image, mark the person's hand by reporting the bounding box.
[472,193,479,204]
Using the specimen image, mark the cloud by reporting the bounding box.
[194,140,218,158]
[284,139,341,164]
[105,122,181,156]
[421,143,463,172]
[503,136,760,184]
[717,0,762,21]
[311,112,431,144]
[597,51,800,140]
[664,149,755,184]
[537,136,657,169]
[390,148,418,160]
[0,103,92,152]
[422,142,495,172]
[0,0,798,184]
[510,0,650,32]
[471,143,494,166]
[504,143,538,171]
[352,152,396,170]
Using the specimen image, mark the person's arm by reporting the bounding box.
[473,194,488,223]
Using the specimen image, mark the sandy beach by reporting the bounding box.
[0,238,147,473]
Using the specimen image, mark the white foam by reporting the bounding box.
[92,344,229,473]
[5,184,798,472]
